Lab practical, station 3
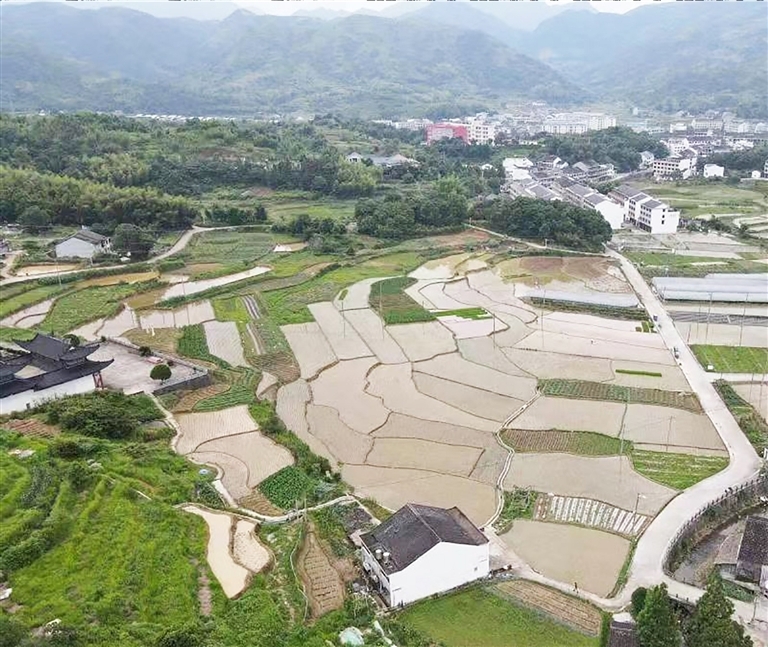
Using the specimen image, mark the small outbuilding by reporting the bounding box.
[608,613,639,647]
[360,503,489,607]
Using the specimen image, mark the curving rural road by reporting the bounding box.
[0,225,244,287]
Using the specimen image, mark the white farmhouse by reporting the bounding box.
[55,229,111,259]
[703,164,725,178]
[360,504,490,607]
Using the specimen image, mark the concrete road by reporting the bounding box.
[608,249,765,628]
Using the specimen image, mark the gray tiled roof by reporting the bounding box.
[361,504,487,574]
[738,516,768,567]
[72,230,108,244]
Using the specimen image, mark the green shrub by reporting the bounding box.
[259,466,314,509]
[150,364,172,381]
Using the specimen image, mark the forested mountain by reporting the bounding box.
[519,1,768,118]
[0,3,584,117]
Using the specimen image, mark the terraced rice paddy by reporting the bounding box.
[297,527,345,618]
[502,520,630,597]
[269,255,728,595]
[203,320,247,366]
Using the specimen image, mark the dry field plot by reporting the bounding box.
[418,281,471,311]
[371,413,493,448]
[511,397,624,436]
[175,405,256,454]
[341,464,496,525]
[404,279,441,310]
[503,348,614,381]
[505,454,675,515]
[256,371,279,399]
[306,405,373,464]
[197,431,293,487]
[310,357,389,433]
[414,353,536,399]
[544,311,639,331]
[182,505,252,599]
[365,438,483,476]
[608,361,690,391]
[367,364,497,431]
[413,373,523,422]
[501,520,630,597]
[297,528,345,618]
[622,405,725,454]
[277,380,338,469]
[3,418,59,438]
[232,519,271,573]
[173,384,229,412]
[343,308,407,364]
[204,320,247,367]
[469,443,509,486]
[308,302,373,360]
[282,322,337,379]
[387,321,456,361]
[493,580,602,636]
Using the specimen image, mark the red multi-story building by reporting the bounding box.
[425,123,468,145]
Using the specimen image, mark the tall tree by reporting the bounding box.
[685,573,753,647]
[637,584,681,647]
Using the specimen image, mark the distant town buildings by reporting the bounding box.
[703,163,725,179]
[345,152,417,168]
[466,120,496,145]
[425,123,469,145]
[542,112,617,135]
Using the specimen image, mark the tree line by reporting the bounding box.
[471,195,612,251]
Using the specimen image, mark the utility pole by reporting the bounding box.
[705,291,713,343]
[738,294,747,347]
[666,417,672,453]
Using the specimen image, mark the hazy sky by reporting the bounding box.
[8,0,676,17]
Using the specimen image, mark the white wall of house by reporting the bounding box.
[55,238,99,259]
[703,164,725,178]
[363,541,490,607]
[1,375,97,414]
[595,201,625,230]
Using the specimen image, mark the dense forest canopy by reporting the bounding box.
[471,196,613,252]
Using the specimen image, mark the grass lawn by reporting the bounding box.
[629,450,728,490]
[435,307,491,320]
[398,587,598,647]
[691,345,768,374]
[262,197,357,224]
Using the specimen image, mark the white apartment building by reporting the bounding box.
[763,159,768,178]
[653,155,697,181]
[542,112,616,135]
[703,164,725,179]
[662,138,690,156]
[584,193,624,229]
[622,192,680,234]
[467,121,496,144]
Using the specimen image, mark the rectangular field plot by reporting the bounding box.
[343,308,407,364]
[399,588,598,647]
[511,397,624,436]
[387,320,457,361]
[307,302,373,359]
[539,379,701,412]
[622,405,724,453]
[503,429,622,455]
[691,345,768,373]
[281,322,337,379]
[366,438,483,476]
[372,413,493,448]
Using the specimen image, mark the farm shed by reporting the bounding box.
[608,613,639,647]
[360,503,489,607]
[653,274,768,303]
